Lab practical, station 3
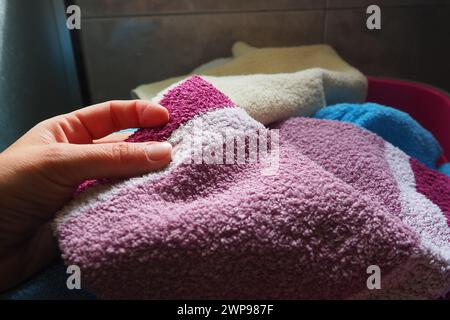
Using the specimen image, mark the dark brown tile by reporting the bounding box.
[327,0,448,9]
[325,6,450,91]
[80,10,325,102]
[75,0,326,18]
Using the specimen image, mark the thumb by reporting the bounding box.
[47,141,172,183]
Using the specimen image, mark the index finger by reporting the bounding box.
[49,100,169,144]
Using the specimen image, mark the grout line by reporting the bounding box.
[80,3,448,20]
[323,0,329,44]
[80,8,327,20]
[325,3,448,10]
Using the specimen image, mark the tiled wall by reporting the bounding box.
[74,0,449,103]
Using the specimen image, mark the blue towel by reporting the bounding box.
[117,128,138,133]
[438,163,450,176]
[314,103,443,169]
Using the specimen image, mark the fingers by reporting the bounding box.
[49,141,172,183]
[93,132,134,144]
[43,100,169,144]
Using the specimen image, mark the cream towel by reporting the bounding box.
[133,42,367,123]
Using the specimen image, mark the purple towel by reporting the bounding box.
[55,76,450,299]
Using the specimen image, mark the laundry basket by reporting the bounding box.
[366,76,450,164]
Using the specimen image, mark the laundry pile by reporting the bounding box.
[6,42,448,300]
[55,73,450,299]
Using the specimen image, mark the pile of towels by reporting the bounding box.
[133,41,445,172]
[54,41,449,299]
[133,41,368,121]
[7,42,449,299]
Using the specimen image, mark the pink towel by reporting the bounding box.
[55,76,450,299]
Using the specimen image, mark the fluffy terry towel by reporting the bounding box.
[132,43,367,124]
[55,76,450,299]
[314,103,443,169]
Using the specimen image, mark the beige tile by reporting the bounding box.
[81,10,325,102]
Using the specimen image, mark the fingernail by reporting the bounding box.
[145,142,172,161]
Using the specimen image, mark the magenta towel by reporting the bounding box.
[55,76,450,299]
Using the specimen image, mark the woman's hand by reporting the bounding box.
[0,100,172,291]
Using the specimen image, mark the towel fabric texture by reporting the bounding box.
[439,163,450,176]
[54,76,450,299]
[5,43,367,299]
[314,103,443,169]
[132,42,368,121]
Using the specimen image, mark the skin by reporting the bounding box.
[0,100,172,292]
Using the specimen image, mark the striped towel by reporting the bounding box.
[55,76,450,299]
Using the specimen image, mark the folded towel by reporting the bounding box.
[132,42,368,114]
[150,69,346,125]
[314,103,443,169]
[55,76,450,299]
[191,57,233,73]
[231,41,256,57]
